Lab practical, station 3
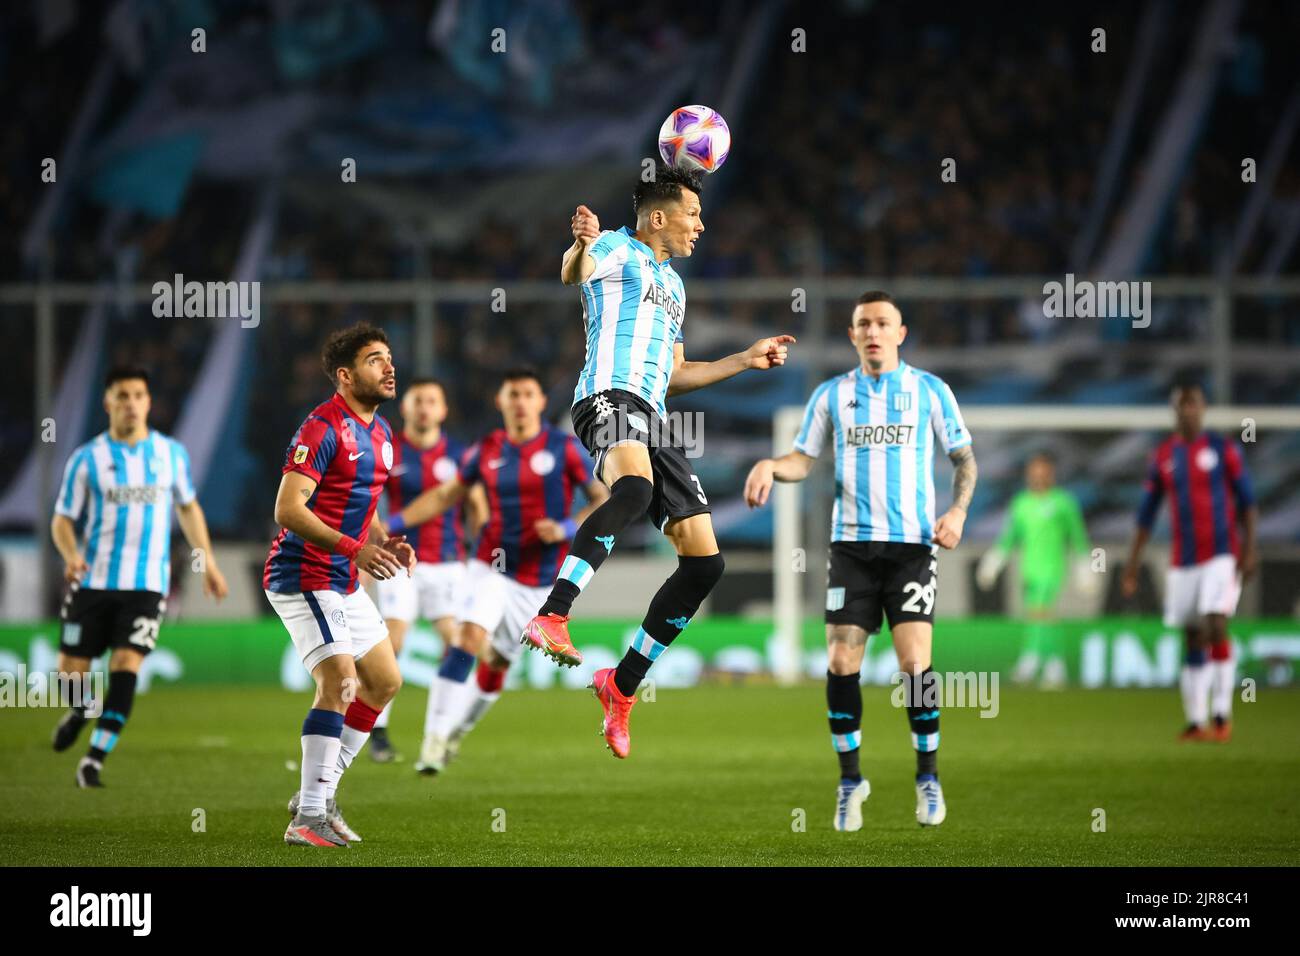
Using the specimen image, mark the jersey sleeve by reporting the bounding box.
[458,442,482,486]
[927,376,972,454]
[1064,492,1090,555]
[1135,452,1164,530]
[1223,440,1256,508]
[284,416,336,484]
[171,440,197,505]
[793,381,833,458]
[54,448,90,520]
[585,230,628,284]
[565,435,596,484]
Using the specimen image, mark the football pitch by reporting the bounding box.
[3,684,1297,867]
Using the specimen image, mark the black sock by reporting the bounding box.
[613,552,725,696]
[827,671,863,780]
[87,670,137,764]
[541,475,654,617]
[904,667,940,778]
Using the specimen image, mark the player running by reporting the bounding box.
[976,451,1094,689]
[50,367,229,788]
[519,164,795,758]
[263,323,415,847]
[1121,382,1258,742]
[744,292,977,831]
[368,378,478,763]
[387,368,609,773]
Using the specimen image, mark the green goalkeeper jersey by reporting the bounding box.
[995,488,1090,584]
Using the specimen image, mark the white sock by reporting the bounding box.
[375,699,392,730]
[1181,664,1212,726]
[456,689,501,737]
[327,725,369,801]
[432,677,474,738]
[1210,656,1235,720]
[300,734,341,815]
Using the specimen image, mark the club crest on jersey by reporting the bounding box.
[529,449,556,476]
[293,444,309,465]
[893,392,912,412]
[1196,446,1219,472]
[433,456,457,482]
[381,440,393,470]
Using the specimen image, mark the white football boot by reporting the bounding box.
[832,778,871,832]
[916,776,947,827]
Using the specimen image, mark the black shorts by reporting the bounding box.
[59,587,166,659]
[824,541,938,634]
[571,389,711,532]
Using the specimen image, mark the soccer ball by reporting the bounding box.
[658,105,731,174]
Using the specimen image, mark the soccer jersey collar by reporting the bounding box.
[104,429,153,452]
[857,360,907,390]
[618,226,671,265]
[331,392,379,431]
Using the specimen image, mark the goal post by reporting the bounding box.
[769,403,1300,686]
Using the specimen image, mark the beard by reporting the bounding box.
[353,379,393,406]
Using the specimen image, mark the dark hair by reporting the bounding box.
[322,323,389,383]
[404,377,446,396]
[1170,376,1205,398]
[633,164,703,217]
[856,290,896,306]
[105,366,150,390]
[1026,449,1057,467]
[500,367,544,389]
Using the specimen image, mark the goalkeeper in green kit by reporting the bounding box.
[976,452,1094,688]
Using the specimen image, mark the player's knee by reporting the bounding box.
[677,551,725,601]
[610,474,654,512]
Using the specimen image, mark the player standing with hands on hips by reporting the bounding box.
[745,292,977,832]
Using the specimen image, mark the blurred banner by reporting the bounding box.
[2,617,1297,691]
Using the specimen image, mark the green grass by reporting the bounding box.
[2,684,1298,866]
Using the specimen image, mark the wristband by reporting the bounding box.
[334,535,363,560]
[388,514,408,537]
[561,517,578,539]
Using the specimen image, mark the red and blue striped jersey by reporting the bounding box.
[1136,431,1255,568]
[264,393,395,594]
[459,426,595,587]
[385,432,467,564]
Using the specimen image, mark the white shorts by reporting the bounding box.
[265,587,390,673]
[1163,554,1241,628]
[457,560,550,666]
[375,560,465,623]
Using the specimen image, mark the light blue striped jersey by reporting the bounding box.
[572,226,685,419]
[794,362,971,545]
[55,430,197,593]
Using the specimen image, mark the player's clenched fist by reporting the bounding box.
[932,508,966,550]
[571,204,600,245]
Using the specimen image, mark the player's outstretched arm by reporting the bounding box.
[667,336,796,398]
[744,451,816,508]
[274,471,402,580]
[561,205,600,285]
[175,499,229,599]
[391,477,467,535]
[933,446,977,550]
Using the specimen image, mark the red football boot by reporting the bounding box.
[521,613,583,667]
[1211,719,1232,742]
[1178,724,1210,742]
[590,667,637,758]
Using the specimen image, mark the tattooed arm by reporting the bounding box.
[933,445,976,549]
